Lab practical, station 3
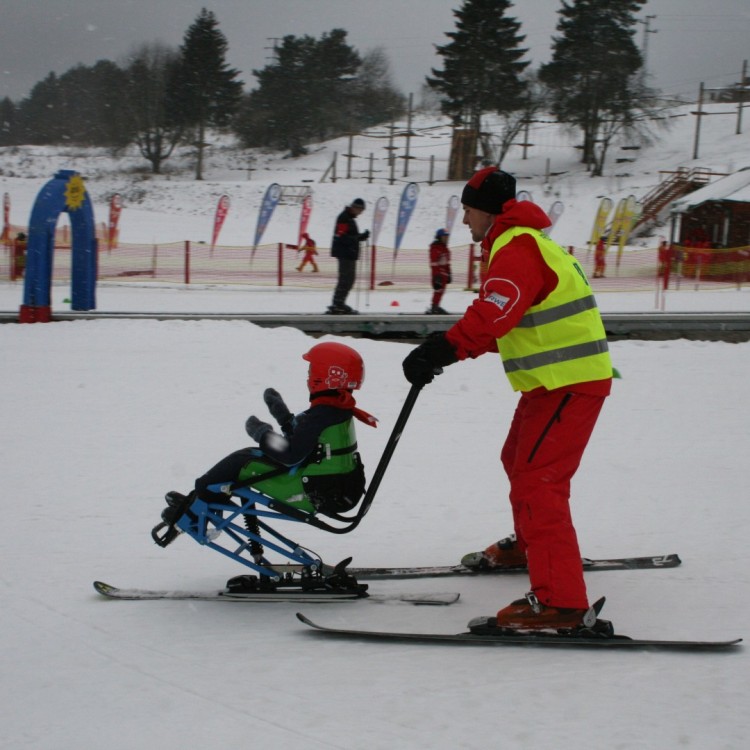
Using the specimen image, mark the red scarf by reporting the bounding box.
[311,391,378,427]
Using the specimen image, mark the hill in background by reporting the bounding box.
[1,103,748,250]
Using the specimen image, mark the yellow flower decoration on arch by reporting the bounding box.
[64,174,86,211]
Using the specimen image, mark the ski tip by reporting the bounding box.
[93,581,116,596]
[296,612,316,627]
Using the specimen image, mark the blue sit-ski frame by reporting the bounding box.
[175,483,327,579]
[165,385,423,578]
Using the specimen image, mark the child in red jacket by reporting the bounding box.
[427,228,452,314]
[296,233,319,272]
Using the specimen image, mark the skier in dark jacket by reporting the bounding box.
[328,198,369,314]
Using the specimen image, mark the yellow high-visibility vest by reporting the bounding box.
[489,227,612,392]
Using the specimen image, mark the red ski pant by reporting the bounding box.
[500,389,606,609]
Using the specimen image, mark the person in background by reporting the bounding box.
[12,232,27,280]
[328,198,369,315]
[593,235,607,278]
[426,228,452,314]
[402,167,614,633]
[296,232,319,272]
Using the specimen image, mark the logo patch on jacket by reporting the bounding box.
[486,291,511,310]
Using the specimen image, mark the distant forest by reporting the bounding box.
[0,1,666,178]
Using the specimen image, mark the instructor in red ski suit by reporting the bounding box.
[402,167,613,631]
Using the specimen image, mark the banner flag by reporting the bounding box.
[1,192,9,243]
[445,195,460,234]
[607,198,627,251]
[394,182,419,253]
[371,196,389,247]
[253,183,282,251]
[547,200,564,232]
[210,194,231,251]
[297,194,313,246]
[588,197,613,248]
[616,195,639,266]
[108,194,122,250]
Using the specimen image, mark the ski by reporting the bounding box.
[92,581,459,606]
[277,553,681,581]
[296,614,742,651]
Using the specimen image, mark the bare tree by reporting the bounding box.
[479,74,547,165]
[125,43,184,174]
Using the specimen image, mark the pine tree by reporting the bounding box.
[0,98,17,146]
[170,8,243,179]
[539,0,646,174]
[427,0,529,132]
[56,61,132,147]
[15,74,66,144]
[235,29,362,155]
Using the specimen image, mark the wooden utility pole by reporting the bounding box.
[385,122,398,185]
[736,59,747,135]
[693,83,704,160]
[403,94,414,178]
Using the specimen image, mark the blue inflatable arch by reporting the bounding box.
[20,169,97,322]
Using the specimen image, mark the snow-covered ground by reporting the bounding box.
[2,107,749,748]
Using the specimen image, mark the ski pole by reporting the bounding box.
[355,238,367,310]
[357,383,422,519]
[307,383,422,534]
[363,241,371,309]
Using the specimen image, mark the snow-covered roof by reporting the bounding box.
[671,167,750,213]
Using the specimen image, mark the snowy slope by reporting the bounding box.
[2,320,748,749]
[1,102,748,253]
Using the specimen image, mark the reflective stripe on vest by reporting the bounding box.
[489,227,612,392]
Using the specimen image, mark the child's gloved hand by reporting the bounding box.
[245,416,272,442]
[263,388,293,430]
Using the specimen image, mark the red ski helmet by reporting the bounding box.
[303,342,364,393]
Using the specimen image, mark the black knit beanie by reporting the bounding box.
[461,167,516,214]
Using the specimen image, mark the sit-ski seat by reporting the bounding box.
[237,419,365,517]
[151,418,368,585]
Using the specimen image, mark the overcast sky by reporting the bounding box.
[1,0,748,104]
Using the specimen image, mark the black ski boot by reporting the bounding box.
[326,304,359,315]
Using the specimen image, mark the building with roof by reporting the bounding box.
[668,168,750,282]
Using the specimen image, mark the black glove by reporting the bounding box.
[359,229,370,241]
[402,332,459,386]
[245,415,272,442]
[263,388,292,431]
